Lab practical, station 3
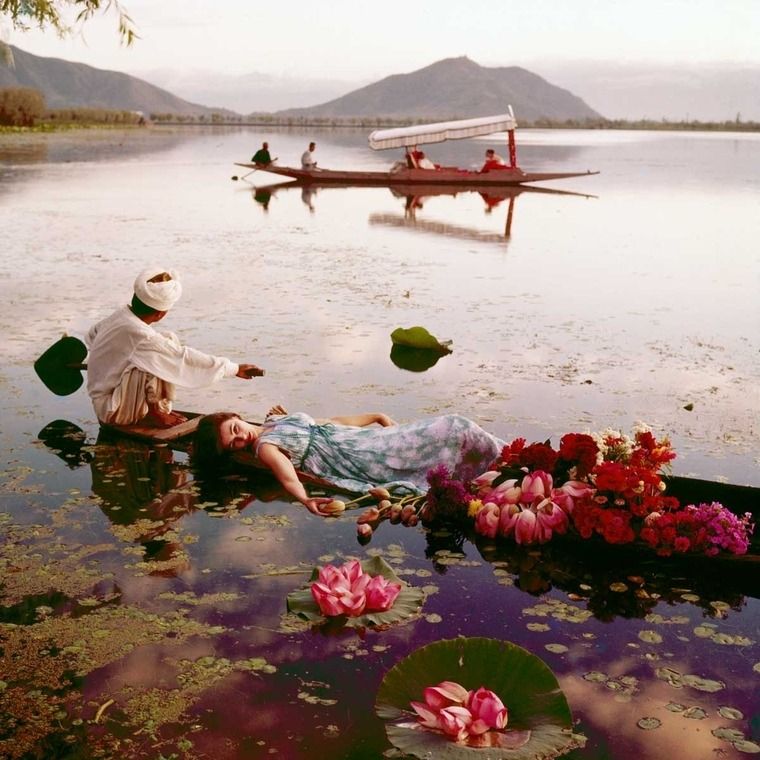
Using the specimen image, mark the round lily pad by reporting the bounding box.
[286,555,424,628]
[376,637,586,759]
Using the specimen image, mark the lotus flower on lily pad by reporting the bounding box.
[376,637,586,759]
[286,555,425,629]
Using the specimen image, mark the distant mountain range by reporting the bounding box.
[1,47,600,121]
[3,46,757,123]
[0,45,229,116]
[276,57,601,121]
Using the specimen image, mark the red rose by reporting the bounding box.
[559,433,599,478]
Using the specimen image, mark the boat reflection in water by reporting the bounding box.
[248,179,596,242]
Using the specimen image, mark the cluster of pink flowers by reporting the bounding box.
[472,470,593,545]
[411,680,508,743]
[640,502,754,556]
[310,560,401,617]
[436,424,754,557]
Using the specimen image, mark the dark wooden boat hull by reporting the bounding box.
[236,163,599,187]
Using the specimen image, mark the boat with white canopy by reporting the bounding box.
[236,108,598,187]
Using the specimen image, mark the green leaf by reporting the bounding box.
[391,326,453,353]
[285,556,425,629]
[376,637,586,759]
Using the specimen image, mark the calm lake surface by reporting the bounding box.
[1,127,759,759]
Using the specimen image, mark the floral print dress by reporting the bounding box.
[255,413,504,494]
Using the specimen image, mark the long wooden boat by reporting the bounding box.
[237,109,598,188]
[235,162,598,187]
[98,412,759,519]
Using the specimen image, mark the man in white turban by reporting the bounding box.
[85,267,263,427]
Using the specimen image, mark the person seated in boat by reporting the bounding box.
[193,409,504,516]
[415,151,437,170]
[481,148,506,172]
[251,141,276,166]
[85,267,264,429]
[301,142,318,170]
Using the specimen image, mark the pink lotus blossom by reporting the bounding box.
[490,478,522,505]
[498,503,520,538]
[535,499,569,543]
[473,470,500,489]
[438,705,473,742]
[475,502,501,538]
[411,681,509,743]
[474,474,522,507]
[521,471,553,506]
[364,574,401,612]
[310,560,401,617]
[513,508,539,544]
[423,681,471,710]
[467,687,509,734]
[552,480,594,514]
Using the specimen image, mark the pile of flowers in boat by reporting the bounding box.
[345,423,754,557]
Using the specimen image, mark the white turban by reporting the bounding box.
[133,267,182,311]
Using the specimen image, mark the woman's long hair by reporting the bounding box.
[192,412,241,469]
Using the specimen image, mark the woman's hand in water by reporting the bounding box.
[303,497,339,516]
[375,413,397,427]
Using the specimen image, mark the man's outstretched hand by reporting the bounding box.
[237,363,265,379]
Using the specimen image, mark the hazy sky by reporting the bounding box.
[6,0,759,80]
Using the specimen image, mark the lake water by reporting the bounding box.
[0,127,758,759]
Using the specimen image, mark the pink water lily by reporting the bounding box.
[438,705,473,742]
[411,681,509,743]
[474,474,522,507]
[498,503,520,538]
[513,507,539,544]
[521,471,553,506]
[472,470,500,489]
[552,480,594,514]
[310,560,401,617]
[364,573,401,612]
[467,686,509,734]
[534,499,569,542]
[475,502,501,538]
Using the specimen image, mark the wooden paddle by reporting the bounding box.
[34,335,88,396]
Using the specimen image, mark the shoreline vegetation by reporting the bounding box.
[2,115,759,135]
[1,89,758,134]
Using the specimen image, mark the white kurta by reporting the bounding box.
[85,305,239,423]
[301,150,317,169]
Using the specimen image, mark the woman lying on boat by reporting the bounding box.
[193,410,504,516]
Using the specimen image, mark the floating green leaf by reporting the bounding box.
[376,637,586,759]
[391,326,452,352]
[285,555,424,629]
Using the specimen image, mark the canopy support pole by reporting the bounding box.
[507,129,517,169]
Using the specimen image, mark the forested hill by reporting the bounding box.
[276,56,602,121]
[0,45,230,116]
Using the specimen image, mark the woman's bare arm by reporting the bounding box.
[320,413,397,427]
[257,442,334,515]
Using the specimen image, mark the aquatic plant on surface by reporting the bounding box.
[286,555,424,627]
[376,637,586,758]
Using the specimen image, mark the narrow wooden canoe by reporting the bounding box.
[100,412,759,519]
[235,163,600,187]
